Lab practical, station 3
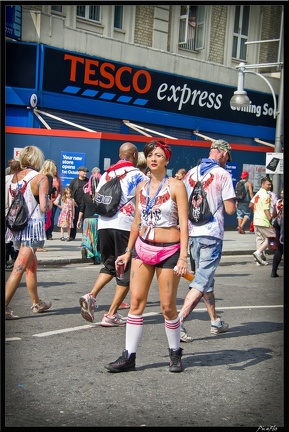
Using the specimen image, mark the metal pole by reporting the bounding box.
[272,6,284,196]
[272,65,283,196]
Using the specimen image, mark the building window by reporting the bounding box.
[76,5,100,22]
[232,5,250,61]
[114,5,123,29]
[51,5,62,13]
[179,5,206,51]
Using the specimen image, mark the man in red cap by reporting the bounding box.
[236,171,254,234]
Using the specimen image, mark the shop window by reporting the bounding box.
[232,5,250,61]
[76,5,100,23]
[179,5,206,51]
[114,5,123,29]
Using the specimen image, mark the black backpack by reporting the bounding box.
[94,172,123,217]
[94,170,137,217]
[235,180,246,201]
[6,176,37,232]
[188,166,218,226]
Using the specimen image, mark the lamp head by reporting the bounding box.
[230,90,251,108]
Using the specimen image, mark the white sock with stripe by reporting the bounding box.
[125,314,143,356]
[165,316,181,350]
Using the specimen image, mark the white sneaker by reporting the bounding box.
[6,307,20,320]
[180,323,193,342]
[253,251,267,266]
[101,313,126,327]
[210,319,229,334]
[79,293,97,322]
[31,299,52,313]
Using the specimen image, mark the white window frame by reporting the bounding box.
[76,5,101,23]
[224,5,261,67]
[232,5,250,61]
[179,5,206,51]
[114,5,123,30]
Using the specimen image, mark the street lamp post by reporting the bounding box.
[230,63,283,196]
[230,7,283,196]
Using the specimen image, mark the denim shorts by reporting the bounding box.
[189,236,223,294]
[236,202,251,220]
[14,239,45,249]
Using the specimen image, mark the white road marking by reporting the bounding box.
[5,305,283,340]
[178,305,284,311]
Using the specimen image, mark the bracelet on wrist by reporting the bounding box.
[125,247,133,253]
[178,257,187,262]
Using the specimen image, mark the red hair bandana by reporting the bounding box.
[155,141,172,161]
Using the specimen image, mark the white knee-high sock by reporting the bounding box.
[165,317,181,350]
[125,314,143,356]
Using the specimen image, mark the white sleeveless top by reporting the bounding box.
[138,179,178,228]
[6,170,46,242]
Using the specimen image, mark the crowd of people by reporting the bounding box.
[5,142,283,373]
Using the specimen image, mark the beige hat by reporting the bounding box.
[211,140,232,161]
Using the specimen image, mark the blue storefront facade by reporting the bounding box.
[5,40,277,228]
[6,40,276,141]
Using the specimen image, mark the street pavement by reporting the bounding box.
[33,228,258,266]
[4,229,283,427]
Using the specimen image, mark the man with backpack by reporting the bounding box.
[79,142,148,326]
[178,140,236,342]
[235,171,254,234]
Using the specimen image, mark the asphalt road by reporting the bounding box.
[4,254,284,427]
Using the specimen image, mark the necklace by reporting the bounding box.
[145,174,168,214]
[143,174,168,241]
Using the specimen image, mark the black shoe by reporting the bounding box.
[69,237,74,241]
[168,347,183,372]
[92,257,101,265]
[105,350,136,373]
[271,273,279,278]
